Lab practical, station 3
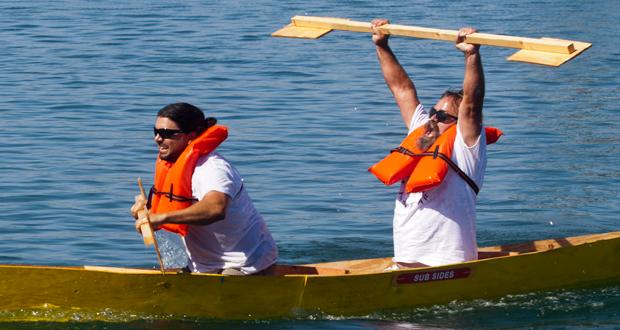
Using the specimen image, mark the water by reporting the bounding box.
[0,0,618,328]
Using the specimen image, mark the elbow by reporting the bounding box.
[195,192,230,225]
[210,206,227,223]
[392,85,415,99]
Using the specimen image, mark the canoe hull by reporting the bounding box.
[1,232,619,320]
[300,236,620,315]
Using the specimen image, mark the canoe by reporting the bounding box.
[1,231,619,320]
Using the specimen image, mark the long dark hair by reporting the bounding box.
[157,102,217,134]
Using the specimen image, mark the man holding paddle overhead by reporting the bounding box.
[130,103,278,275]
[369,19,501,269]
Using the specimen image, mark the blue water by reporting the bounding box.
[1,0,619,328]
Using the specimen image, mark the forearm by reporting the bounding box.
[457,50,485,145]
[151,197,227,226]
[376,45,416,96]
[376,44,420,126]
[462,51,485,112]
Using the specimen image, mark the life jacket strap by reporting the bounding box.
[150,185,199,204]
[391,146,480,195]
[147,186,154,209]
[147,182,241,211]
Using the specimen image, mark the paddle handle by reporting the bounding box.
[291,16,576,54]
[137,178,166,273]
[137,178,155,246]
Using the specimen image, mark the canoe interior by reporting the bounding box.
[5,231,619,277]
[275,231,620,276]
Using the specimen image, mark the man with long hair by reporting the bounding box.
[131,103,278,275]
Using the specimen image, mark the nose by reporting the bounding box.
[154,133,163,143]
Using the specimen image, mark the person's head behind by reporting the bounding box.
[437,89,463,117]
[416,89,463,150]
[154,102,216,162]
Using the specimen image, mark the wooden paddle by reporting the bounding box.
[272,16,591,67]
[137,178,165,274]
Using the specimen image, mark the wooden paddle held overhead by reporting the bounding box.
[272,16,591,67]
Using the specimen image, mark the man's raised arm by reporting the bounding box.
[372,19,420,129]
[456,27,485,146]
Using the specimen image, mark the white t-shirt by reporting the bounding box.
[392,104,487,266]
[182,151,278,274]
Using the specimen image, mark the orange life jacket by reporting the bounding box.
[149,125,228,235]
[369,125,502,194]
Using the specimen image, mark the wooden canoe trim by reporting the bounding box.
[82,265,165,274]
[303,231,620,275]
[478,251,520,259]
[303,257,394,274]
[72,231,620,276]
[478,231,620,254]
[12,231,612,277]
[273,264,349,276]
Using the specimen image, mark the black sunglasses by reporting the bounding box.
[429,107,458,122]
[153,127,184,139]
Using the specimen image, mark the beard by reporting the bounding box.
[416,120,440,151]
[157,143,182,163]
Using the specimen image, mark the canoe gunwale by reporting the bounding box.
[299,230,620,275]
[1,231,618,276]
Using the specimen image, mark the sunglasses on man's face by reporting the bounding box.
[153,127,184,139]
[429,107,458,123]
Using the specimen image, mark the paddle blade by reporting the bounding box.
[508,39,592,67]
[272,23,332,39]
[137,210,155,246]
[140,223,155,246]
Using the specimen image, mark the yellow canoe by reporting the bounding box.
[1,231,619,320]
